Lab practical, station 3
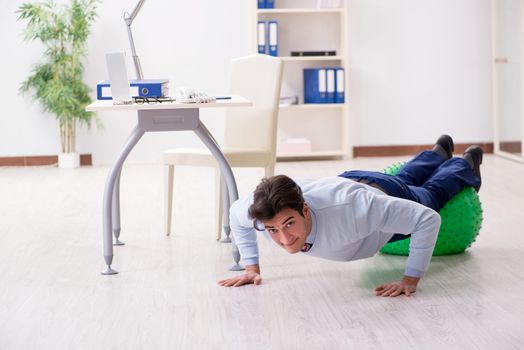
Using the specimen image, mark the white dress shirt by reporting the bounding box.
[230,176,441,277]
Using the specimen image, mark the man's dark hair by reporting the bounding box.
[248,175,305,230]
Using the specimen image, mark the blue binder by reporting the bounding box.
[258,0,266,8]
[326,68,336,103]
[257,21,267,54]
[335,68,345,103]
[96,79,169,100]
[265,0,275,8]
[268,21,278,57]
[304,68,327,104]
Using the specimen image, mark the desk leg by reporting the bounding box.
[102,126,144,275]
[112,170,125,246]
[220,176,232,243]
[193,122,245,271]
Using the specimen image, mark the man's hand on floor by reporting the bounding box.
[374,275,420,297]
[218,271,262,287]
[218,264,262,287]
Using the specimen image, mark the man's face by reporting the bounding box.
[262,204,311,254]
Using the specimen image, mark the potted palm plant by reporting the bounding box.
[18,0,99,168]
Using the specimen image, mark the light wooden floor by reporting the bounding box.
[1,155,523,350]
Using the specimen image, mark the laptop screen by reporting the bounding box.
[105,52,133,104]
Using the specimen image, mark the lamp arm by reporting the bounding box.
[124,21,144,80]
[123,0,146,80]
[125,0,146,25]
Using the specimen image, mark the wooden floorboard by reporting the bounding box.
[0,155,523,349]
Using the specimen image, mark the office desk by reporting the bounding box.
[86,96,251,275]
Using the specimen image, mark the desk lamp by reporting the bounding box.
[123,0,146,79]
[107,0,147,251]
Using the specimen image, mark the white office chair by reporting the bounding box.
[164,54,283,241]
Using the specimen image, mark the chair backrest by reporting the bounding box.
[224,54,283,158]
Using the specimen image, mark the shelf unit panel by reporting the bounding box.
[277,107,345,154]
[281,56,344,62]
[257,13,342,56]
[277,150,346,159]
[279,103,346,110]
[257,8,344,14]
[280,60,345,104]
[264,0,342,10]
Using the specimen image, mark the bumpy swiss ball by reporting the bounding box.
[379,162,483,256]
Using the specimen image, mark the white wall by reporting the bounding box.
[0,0,252,164]
[0,0,492,164]
[348,0,493,146]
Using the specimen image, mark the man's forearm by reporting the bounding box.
[404,211,441,277]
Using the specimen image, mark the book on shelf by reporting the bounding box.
[279,96,299,106]
[96,79,169,100]
[335,68,345,103]
[268,21,278,57]
[326,68,335,102]
[291,50,337,57]
[303,68,345,104]
[257,20,278,57]
[257,21,267,54]
[257,0,275,9]
[304,68,327,103]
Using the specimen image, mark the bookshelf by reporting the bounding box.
[252,0,350,159]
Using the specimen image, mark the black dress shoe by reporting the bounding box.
[463,145,483,192]
[434,134,454,159]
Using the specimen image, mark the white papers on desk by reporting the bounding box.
[176,87,216,104]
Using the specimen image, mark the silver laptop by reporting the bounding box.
[105,52,133,104]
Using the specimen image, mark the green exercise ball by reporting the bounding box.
[379,162,483,256]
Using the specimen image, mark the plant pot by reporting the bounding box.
[58,152,80,169]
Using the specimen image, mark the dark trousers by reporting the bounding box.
[339,150,481,242]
